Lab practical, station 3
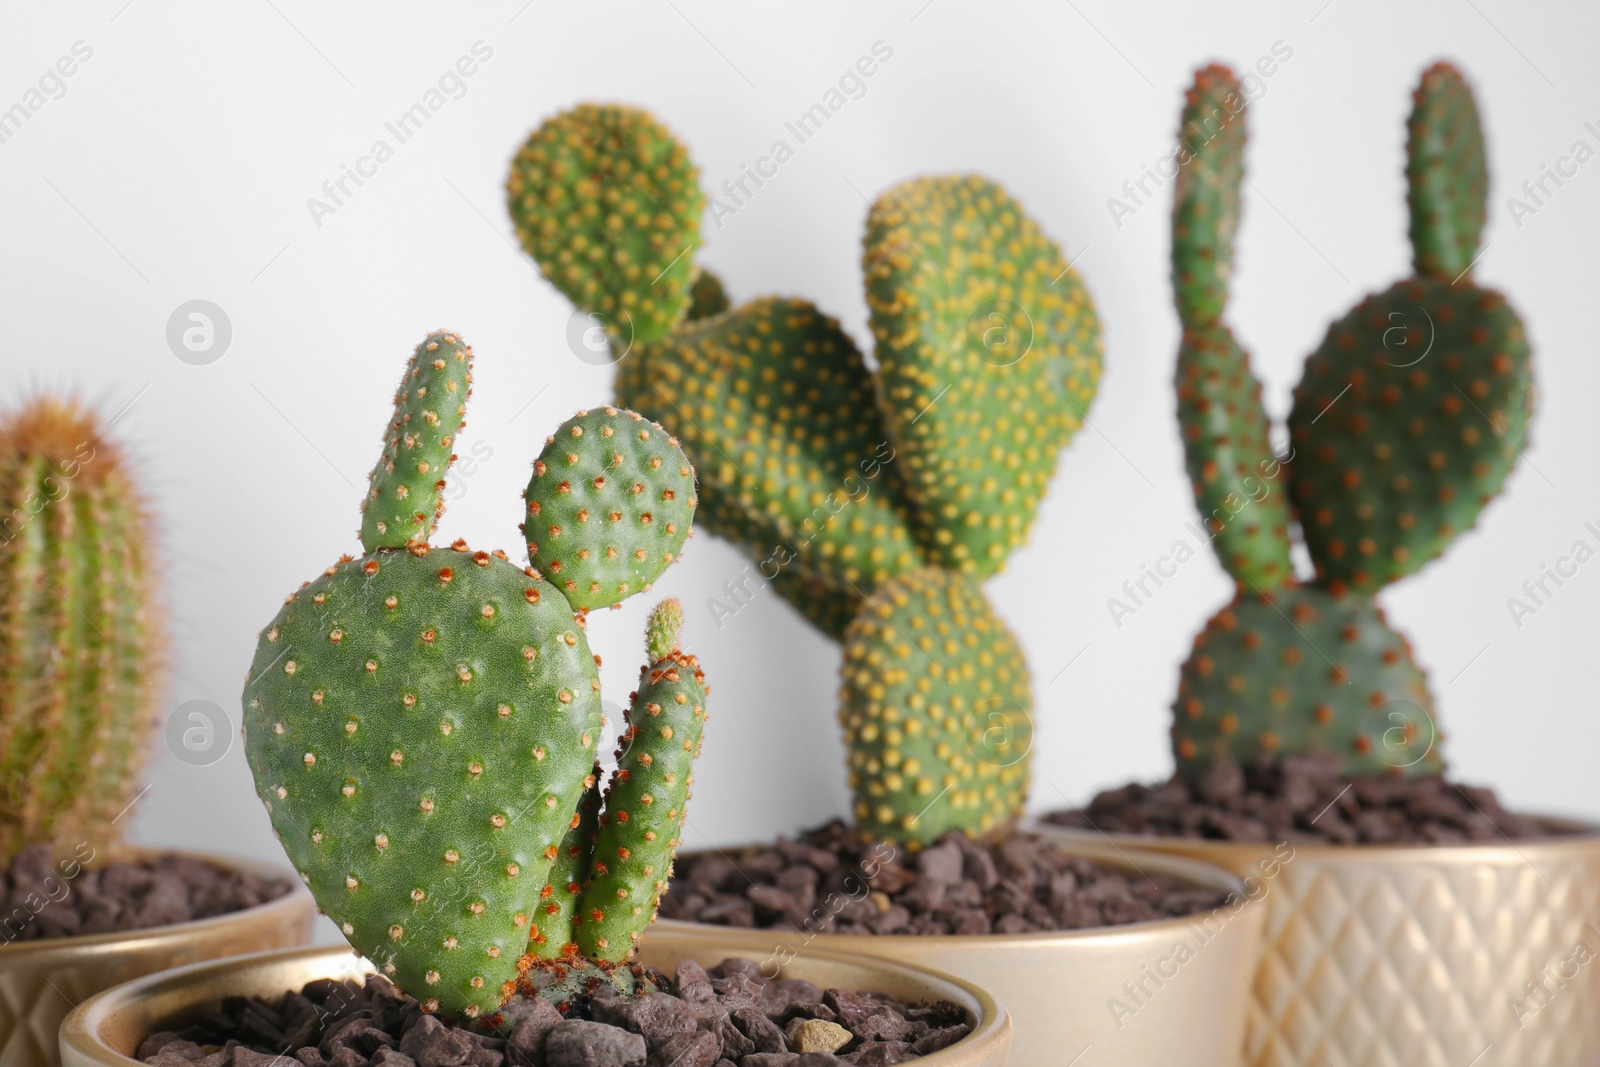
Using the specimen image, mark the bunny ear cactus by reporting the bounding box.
[1168,61,1530,782]
[243,332,707,1020]
[864,175,1103,578]
[623,175,1095,847]
[0,398,166,864]
[507,104,703,351]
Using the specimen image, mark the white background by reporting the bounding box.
[3,2,1595,948]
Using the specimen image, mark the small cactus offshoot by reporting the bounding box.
[243,332,708,1020]
[508,104,1102,846]
[1168,62,1531,780]
[0,398,166,864]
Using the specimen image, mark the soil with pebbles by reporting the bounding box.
[138,957,972,1067]
[1,843,290,943]
[1044,754,1553,844]
[659,822,1226,937]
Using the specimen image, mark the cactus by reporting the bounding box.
[840,569,1032,844]
[0,398,165,864]
[507,104,703,348]
[1168,62,1530,780]
[864,175,1103,577]
[242,332,707,1020]
[509,105,1100,846]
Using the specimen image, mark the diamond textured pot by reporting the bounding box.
[1,849,313,1067]
[659,838,1261,1066]
[1034,817,1600,1067]
[58,934,1011,1067]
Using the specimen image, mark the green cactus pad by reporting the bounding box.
[1172,586,1441,780]
[619,296,923,598]
[1407,63,1487,283]
[1172,65,1246,327]
[524,408,696,612]
[242,546,603,1018]
[528,763,600,959]
[1176,322,1294,590]
[361,332,473,553]
[686,269,730,322]
[839,568,1032,846]
[577,602,706,959]
[864,175,1102,578]
[1287,277,1532,592]
[507,104,704,347]
[0,399,164,863]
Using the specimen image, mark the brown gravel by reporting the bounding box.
[1044,755,1552,844]
[0,843,291,943]
[137,959,972,1067]
[659,822,1226,937]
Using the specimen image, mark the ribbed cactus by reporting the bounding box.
[1168,62,1530,780]
[507,104,1101,845]
[242,332,707,1020]
[0,398,165,863]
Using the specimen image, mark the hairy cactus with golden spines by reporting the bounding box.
[508,105,1101,844]
[0,398,165,863]
[1168,61,1532,780]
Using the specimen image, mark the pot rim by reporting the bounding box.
[59,940,1009,1067]
[1028,811,1600,862]
[665,833,1253,948]
[0,845,312,962]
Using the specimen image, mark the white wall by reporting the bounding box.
[3,2,1595,947]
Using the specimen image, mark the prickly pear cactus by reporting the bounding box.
[512,103,1103,844]
[524,408,696,611]
[0,398,165,863]
[1167,61,1532,781]
[839,568,1032,845]
[361,332,472,551]
[506,104,703,349]
[621,297,923,608]
[576,599,706,959]
[865,175,1103,578]
[1172,65,1246,328]
[1171,587,1439,779]
[244,331,706,1020]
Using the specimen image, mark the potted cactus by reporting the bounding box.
[112,333,1009,1067]
[505,105,1264,1065]
[1039,63,1600,1067]
[0,398,312,1067]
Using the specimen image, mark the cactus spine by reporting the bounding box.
[1169,62,1531,780]
[243,333,706,1020]
[0,399,165,863]
[508,105,1101,845]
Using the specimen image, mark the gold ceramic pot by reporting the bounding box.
[58,934,1011,1067]
[0,849,315,1067]
[1033,817,1600,1067]
[659,838,1262,1066]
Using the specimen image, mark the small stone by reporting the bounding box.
[543,1020,645,1067]
[398,1016,471,1067]
[790,1019,851,1054]
[646,1030,718,1067]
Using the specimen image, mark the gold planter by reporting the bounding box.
[1034,817,1600,1067]
[0,849,315,1067]
[59,934,1011,1067]
[659,838,1262,1066]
